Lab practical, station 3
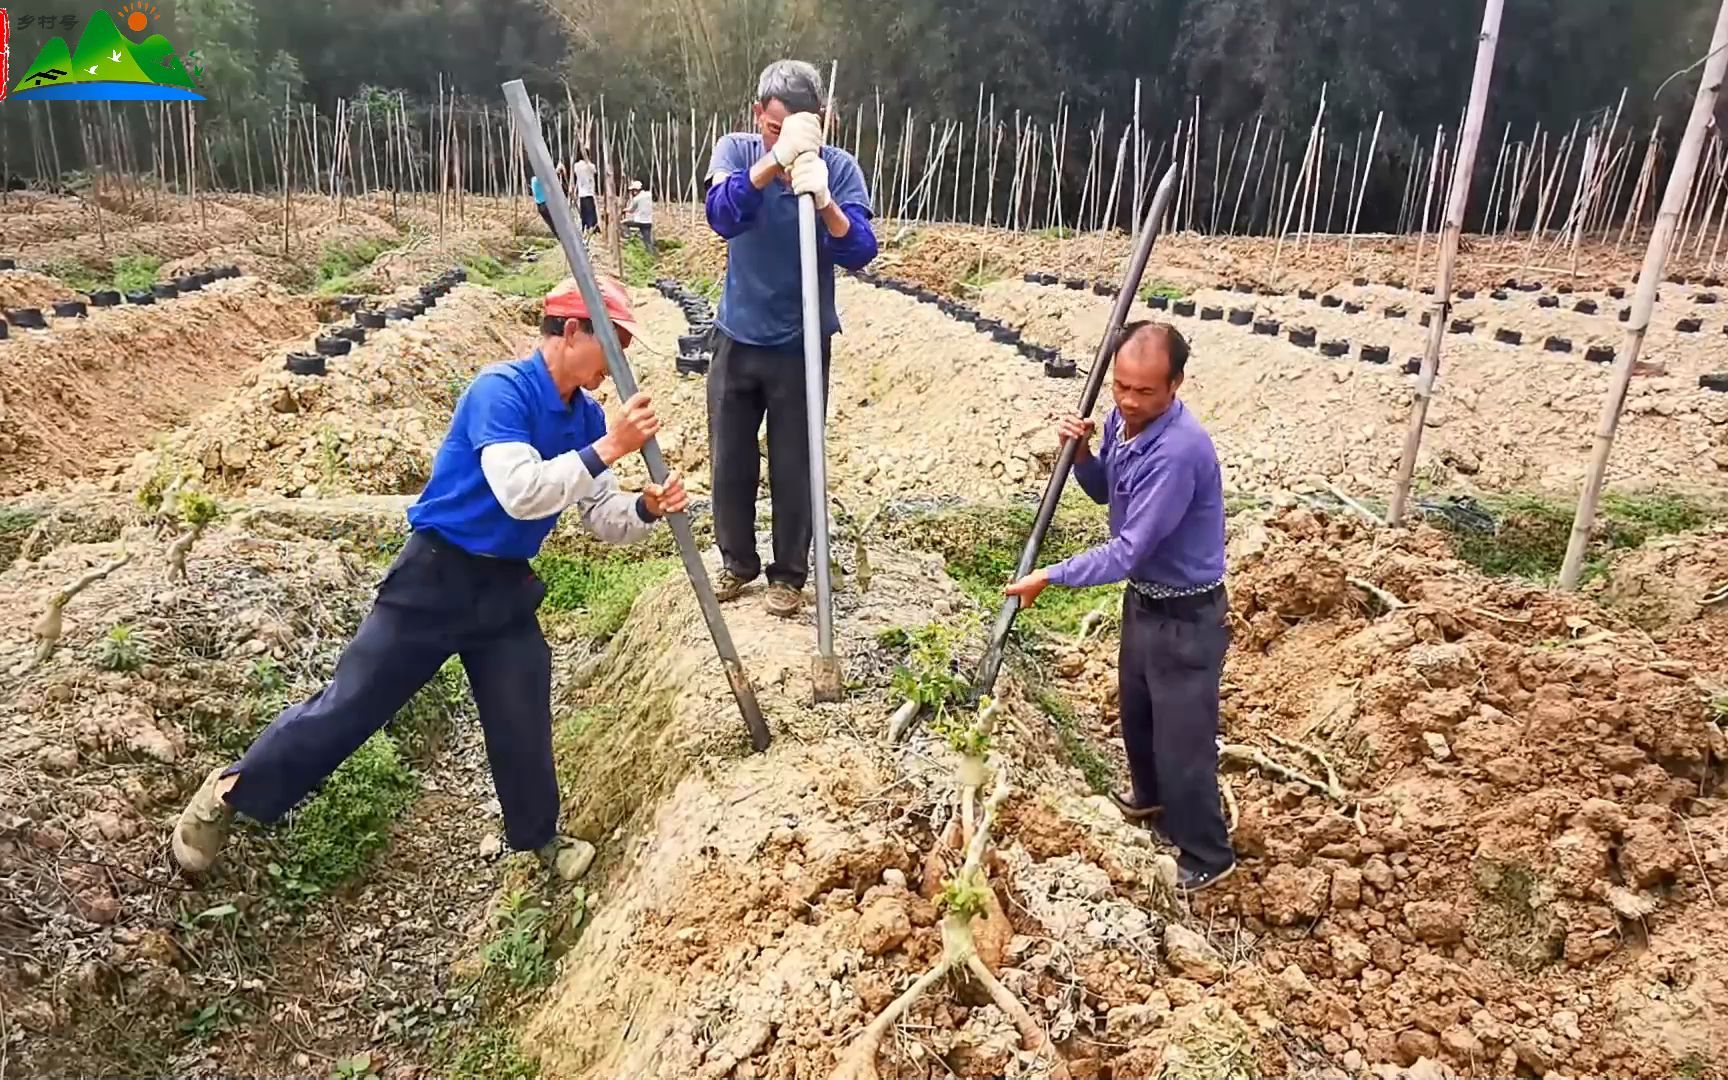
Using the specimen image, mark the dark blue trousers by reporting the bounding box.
[1118,586,1235,876]
[225,532,558,851]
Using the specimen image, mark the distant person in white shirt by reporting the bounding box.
[625,180,655,256]
[573,151,599,234]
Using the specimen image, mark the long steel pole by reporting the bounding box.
[502,79,771,752]
[973,162,1180,698]
[799,193,842,701]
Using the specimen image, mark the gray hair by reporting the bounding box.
[756,60,825,114]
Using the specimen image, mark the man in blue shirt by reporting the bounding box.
[532,172,553,232]
[704,59,879,618]
[1006,323,1236,892]
[171,277,686,883]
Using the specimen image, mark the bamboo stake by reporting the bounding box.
[1271,84,1327,276]
[1620,122,1663,248]
[1388,0,1507,527]
[1345,112,1383,264]
[1413,125,1444,275]
[1483,121,1511,234]
[1562,0,1728,586]
[1230,115,1263,235]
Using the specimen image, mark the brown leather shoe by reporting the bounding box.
[764,583,803,618]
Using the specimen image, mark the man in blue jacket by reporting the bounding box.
[704,59,878,618]
[171,277,685,883]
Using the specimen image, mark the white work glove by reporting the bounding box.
[770,112,824,169]
[789,151,832,210]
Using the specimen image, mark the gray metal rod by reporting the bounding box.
[501,79,771,752]
[973,162,1181,699]
[798,194,836,660]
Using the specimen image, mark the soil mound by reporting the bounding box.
[122,285,536,499]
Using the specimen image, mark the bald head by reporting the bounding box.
[1110,321,1189,431]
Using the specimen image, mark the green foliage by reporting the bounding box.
[1139,281,1188,302]
[178,490,221,527]
[532,550,678,641]
[98,623,145,672]
[1675,1054,1712,1080]
[960,255,1011,291]
[1438,491,1723,582]
[484,258,568,299]
[939,873,989,920]
[461,254,509,284]
[481,889,555,990]
[331,1052,382,1080]
[44,258,107,294]
[111,255,164,293]
[265,732,416,909]
[393,658,473,762]
[685,276,722,303]
[178,996,246,1042]
[886,621,969,710]
[620,235,656,287]
[448,1026,540,1080]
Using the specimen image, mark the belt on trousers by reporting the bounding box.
[1127,582,1225,619]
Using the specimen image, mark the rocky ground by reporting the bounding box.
[2,194,1725,1080]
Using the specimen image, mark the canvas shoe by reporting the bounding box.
[172,766,236,875]
[538,836,596,881]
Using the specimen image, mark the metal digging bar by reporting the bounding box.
[502,80,772,753]
[799,193,844,703]
[972,162,1181,699]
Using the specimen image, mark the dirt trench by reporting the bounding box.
[0,277,321,496]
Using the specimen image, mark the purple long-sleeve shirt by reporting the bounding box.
[1047,399,1227,589]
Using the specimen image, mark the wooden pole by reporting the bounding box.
[1483,121,1511,234]
[1388,0,1507,526]
[1562,0,1728,585]
[1413,125,1445,275]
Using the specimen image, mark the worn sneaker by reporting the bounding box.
[764,583,803,618]
[1177,860,1237,893]
[537,836,596,881]
[172,766,236,875]
[713,568,756,603]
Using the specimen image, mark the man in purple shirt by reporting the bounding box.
[1006,322,1235,891]
[703,60,878,618]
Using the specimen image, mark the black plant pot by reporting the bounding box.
[174,275,203,293]
[0,257,15,271]
[1699,373,1728,392]
[1092,282,1114,297]
[1545,337,1573,353]
[384,306,415,322]
[335,326,367,344]
[357,311,387,330]
[1360,344,1390,365]
[90,290,121,308]
[992,327,1021,346]
[1228,309,1253,326]
[1449,319,1474,335]
[1585,345,1615,364]
[1343,302,1364,315]
[1320,295,1342,308]
[1064,277,1087,290]
[1677,318,1703,333]
[5,307,46,329]
[1287,327,1316,348]
[127,290,155,306]
[1148,295,1169,310]
[1200,306,1223,321]
[153,283,179,300]
[1253,319,1280,336]
[0,321,7,340]
[1574,300,1598,315]
[1044,357,1077,378]
[1494,328,1522,346]
[52,300,87,318]
[315,336,352,357]
[1319,340,1348,357]
[1172,300,1196,317]
[678,333,709,354]
[286,352,327,376]
[1384,306,1406,319]
[1537,296,1559,308]
[337,295,364,313]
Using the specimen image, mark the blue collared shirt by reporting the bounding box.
[704,134,878,349]
[406,351,608,559]
[1047,399,1226,590]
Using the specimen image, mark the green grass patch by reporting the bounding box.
[900,497,1116,640]
[553,705,618,790]
[1030,683,1114,794]
[447,1025,540,1080]
[533,550,678,641]
[1436,491,1723,582]
[314,237,395,296]
[484,258,568,300]
[960,254,1011,291]
[264,731,417,909]
[393,658,473,763]
[1034,226,1077,240]
[619,235,656,287]
[685,275,722,303]
[1139,280,1188,302]
[111,254,164,292]
[42,253,162,294]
